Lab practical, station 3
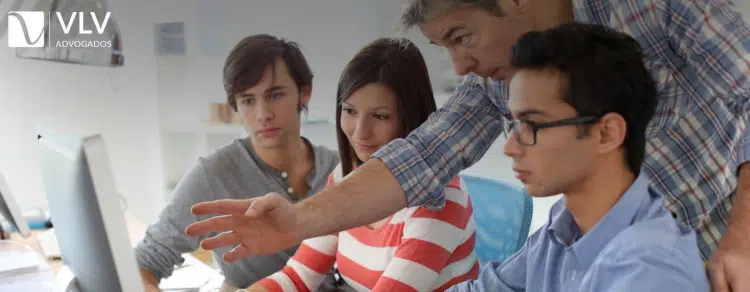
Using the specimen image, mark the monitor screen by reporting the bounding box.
[0,171,31,238]
[37,124,142,292]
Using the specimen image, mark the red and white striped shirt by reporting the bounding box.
[257,164,479,292]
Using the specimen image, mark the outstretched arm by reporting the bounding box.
[295,160,406,240]
[296,76,507,240]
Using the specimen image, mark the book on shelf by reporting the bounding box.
[210,102,243,125]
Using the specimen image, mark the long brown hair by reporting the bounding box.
[336,38,437,176]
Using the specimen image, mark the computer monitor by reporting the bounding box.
[0,171,31,238]
[37,124,143,292]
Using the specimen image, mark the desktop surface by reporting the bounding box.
[8,229,216,273]
[5,219,221,291]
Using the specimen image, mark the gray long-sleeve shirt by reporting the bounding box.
[134,137,339,288]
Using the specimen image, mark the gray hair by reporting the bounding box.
[399,0,504,31]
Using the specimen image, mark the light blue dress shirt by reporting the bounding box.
[449,174,709,292]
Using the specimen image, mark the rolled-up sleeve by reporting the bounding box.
[371,75,507,209]
[740,117,750,169]
[655,0,750,168]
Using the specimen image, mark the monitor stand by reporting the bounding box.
[55,265,79,292]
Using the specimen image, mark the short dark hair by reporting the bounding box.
[336,38,437,176]
[509,23,657,175]
[222,34,313,112]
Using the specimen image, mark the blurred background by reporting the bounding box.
[2,0,749,234]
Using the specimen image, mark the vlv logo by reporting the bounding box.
[7,11,46,48]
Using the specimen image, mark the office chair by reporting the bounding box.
[460,174,533,265]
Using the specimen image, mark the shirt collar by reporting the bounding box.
[241,137,318,187]
[548,173,651,268]
[548,203,577,246]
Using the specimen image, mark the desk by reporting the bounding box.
[2,212,224,291]
[9,229,63,273]
[8,230,215,274]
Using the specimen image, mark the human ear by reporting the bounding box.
[596,113,627,154]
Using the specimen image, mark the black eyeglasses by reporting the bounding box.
[503,116,601,146]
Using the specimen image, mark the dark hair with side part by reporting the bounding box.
[336,38,438,176]
[509,23,658,175]
[400,0,503,31]
[222,34,313,112]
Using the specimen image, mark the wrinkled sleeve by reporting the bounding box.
[739,111,750,169]
[582,244,709,292]
[657,0,750,167]
[133,158,215,280]
[371,75,507,209]
[447,243,528,292]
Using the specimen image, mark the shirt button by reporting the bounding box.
[287,187,294,193]
[281,172,288,178]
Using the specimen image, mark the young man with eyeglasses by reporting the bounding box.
[448,23,709,291]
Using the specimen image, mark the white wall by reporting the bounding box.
[157,0,393,125]
[738,1,750,20]
[0,0,164,223]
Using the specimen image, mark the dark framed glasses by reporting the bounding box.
[503,116,601,146]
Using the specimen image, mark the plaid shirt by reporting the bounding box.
[372,0,750,260]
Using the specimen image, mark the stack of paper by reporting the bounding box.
[159,254,222,291]
[0,253,53,292]
[0,251,41,278]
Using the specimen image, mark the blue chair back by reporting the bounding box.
[461,174,533,265]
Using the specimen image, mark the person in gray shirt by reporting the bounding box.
[135,34,339,291]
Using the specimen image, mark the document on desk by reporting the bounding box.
[0,258,54,292]
[159,254,221,291]
[0,251,41,277]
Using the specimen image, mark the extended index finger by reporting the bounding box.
[708,262,730,292]
[185,214,234,236]
[729,265,750,292]
[191,198,254,215]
